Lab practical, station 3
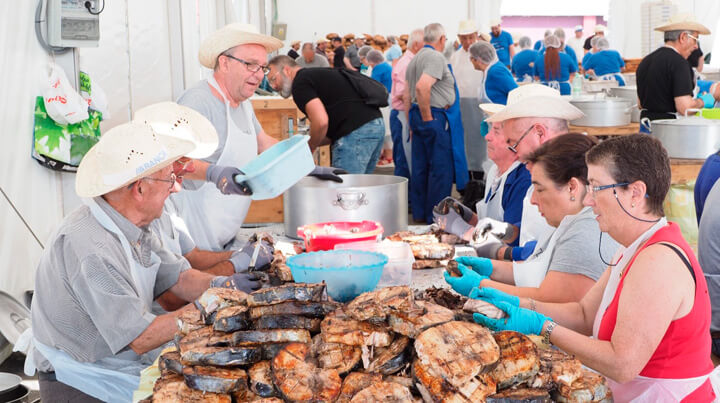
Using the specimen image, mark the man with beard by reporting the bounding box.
[266,55,386,174]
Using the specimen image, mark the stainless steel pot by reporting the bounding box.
[609,86,640,123]
[284,174,408,239]
[648,110,720,159]
[570,95,633,127]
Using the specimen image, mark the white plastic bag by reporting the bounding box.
[79,70,110,118]
[43,63,89,125]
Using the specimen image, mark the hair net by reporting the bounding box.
[469,41,497,64]
[596,37,610,50]
[366,49,385,64]
[544,34,561,49]
[518,36,532,49]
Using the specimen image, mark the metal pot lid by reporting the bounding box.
[653,116,720,126]
[0,292,30,346]
[0,373,21,393]
[570,95,631,104]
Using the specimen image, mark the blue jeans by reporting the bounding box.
[389,109,410,179]
[331,117,385,174]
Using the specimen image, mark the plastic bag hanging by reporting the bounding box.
[43,63,89,125]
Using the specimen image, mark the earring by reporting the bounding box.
[570,196,576,201]
[631,203,635,208]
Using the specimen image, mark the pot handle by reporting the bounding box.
[333,192,368,210]
[685,108,702,117]
[625,104,637,114]
[640,117,652,132]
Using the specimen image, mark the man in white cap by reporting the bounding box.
[29,122,260,401]
[490,18,515,68]
[567,25,585,59]
[175,23,340,252]
[637,14,712,127]
[583,24,605,54]
[450,19,489,182]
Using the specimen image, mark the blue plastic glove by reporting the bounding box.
[472,301,552,335]
[206,164,253,195]
[455,256,493,277]
[443,263,487,297]
[469,287,519,308]
[699,93,716,108]
[511,240,538,261]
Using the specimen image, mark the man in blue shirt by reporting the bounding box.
[367,50,392,92]
[490,19,515,68]
[511,36,538,81]
[695,151,720,223]
[583,37,625,85]
[384,35,403,66]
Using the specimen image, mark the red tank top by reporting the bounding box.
[597,224,713,392]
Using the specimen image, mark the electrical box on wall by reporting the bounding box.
[272,23,287,41]
[47,0,100,47]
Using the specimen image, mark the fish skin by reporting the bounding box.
[207,329,311,347]
[246,283,326,306]
[367,336,411,375]
[182,365,247,394]
[253,314,322,332]
[486,387,552,402]
[158,350,183,376]
[152,374,232,403]
[213,305,251,332]
[180,345,262,367]
[248,360,277,398]
[248,301,340,320]
[195,288,248,324]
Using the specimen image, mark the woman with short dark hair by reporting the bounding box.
[471,134,715,401]
[445,133,619,304]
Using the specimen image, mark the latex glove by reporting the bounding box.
[469,287,519,308]
[230,239,274,272]
[211,272,261,293]
[699,93,716,108]
[511,240,538,261]
[443,263,487,297]
[434,197,474,222]
[473,301,552,335]
[455,256,493,277]
[308,166,347,182]
[206,164,252,195]
[473,217,513,242]
[432,201,473,238]
[472,236,503,259]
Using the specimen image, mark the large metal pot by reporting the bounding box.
[570,95,633,127]
[609,86,640,122]
[648,111,720,159]
[284,174,408,239]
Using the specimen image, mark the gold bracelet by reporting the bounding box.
[543,321,557,346]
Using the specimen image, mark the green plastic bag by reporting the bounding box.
[32,96,102,172]
[663,181,698,249]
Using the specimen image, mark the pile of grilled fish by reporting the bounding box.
[144,284,611,402]
[387,231,456,270]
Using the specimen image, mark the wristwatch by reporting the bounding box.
[543,321,557,345]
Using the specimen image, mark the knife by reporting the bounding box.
[248,234,262,272]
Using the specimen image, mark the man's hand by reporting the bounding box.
[210,272,262,293]
[474,217,513,242]
[230,239,274,272]
[432,197,473,237]
[206,164,252,195]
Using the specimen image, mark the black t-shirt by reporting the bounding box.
[333,46,345,68]
[291,68,382,141]
[636,47,695,121]
[688,45,703,68]
[287,49,299,59]
[583,35,595,50]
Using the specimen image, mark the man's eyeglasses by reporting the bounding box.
[222,54,270,74]
[686,33,699,43]
[142,172,177,192]
[585,182,628,197]
[507,124,535,154]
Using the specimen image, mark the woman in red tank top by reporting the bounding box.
[472,134,715,402]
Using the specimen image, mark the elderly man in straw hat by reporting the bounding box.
[28,122,260,401]
[175,23,340,252]
[450,20,490,185]
[287,40,301,59]
[637,13,712,130]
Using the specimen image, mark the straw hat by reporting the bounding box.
[593,25,606,33]
[479,32,491,42]
[290,40,301,47]
[458,20,478,35]
[490,18,502,27]
[479,84,584,123]
[76,122,196,197]
[199,23,283,69]
[654,13,710,35]
[133,102,218,159]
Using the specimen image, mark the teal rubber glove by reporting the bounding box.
[700,93,715,109]
[443,263,487,297]
[472,301,552,335]
[455,256,493,277]
[469,287,519,307]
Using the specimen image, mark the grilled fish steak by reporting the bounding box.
[249,301,340,320]
[248,360,277,397]
[388,300,455,338]
[312,334,362,375]
[208,328,311,347]
[410,242,454,260]
[349,381,414,402]
[528,349,583,390]
[261,343,287,361]
[413,358,497,402]
[386,232,436,243]
[490,331,540,389]
[486,387,552,402]
[554,370,610,402]
[271,342,342,402]
[345,286,414,322]
[463,299,507,319]
[367,336,411,375]
[247,283,326,306]
[152,374,232,403]
[158,350,183,376]
[213,305,251,332]
[336,372,383,403]
[254,314,322,332]
[180,345,262,367]
[269,252,294,283]
[446,260,462,277]
[321,309,393,347]
[414,321,500,389]
[182,365,247,394]
[177,309,205,335]
[412,259,448,270]
[416,287,468,311]
[195,288,248,324]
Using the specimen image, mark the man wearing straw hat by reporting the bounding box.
[28,122,260,401]
[287,40,301,59]
[636,13,712,128]
[176,23,341,252]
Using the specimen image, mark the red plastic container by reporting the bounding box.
[297,220,384,252]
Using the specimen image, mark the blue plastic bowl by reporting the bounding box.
[286,250,388,302]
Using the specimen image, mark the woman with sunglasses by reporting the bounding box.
[471,134,715,401]
[445,133,618,305]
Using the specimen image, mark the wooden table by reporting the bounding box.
[670,158,704,184]
[570,123,640,137]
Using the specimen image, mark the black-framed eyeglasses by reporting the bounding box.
[586,182,628,196]
[507,124,535,154]
[142,172,177,192]
[222,54,270,74]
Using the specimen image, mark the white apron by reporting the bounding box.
[23,198,162,402]
[171,75,257,251]
[511,207,590,287]
[519,185,555,246]
[591,218,717,402]
[475,161,521,222]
